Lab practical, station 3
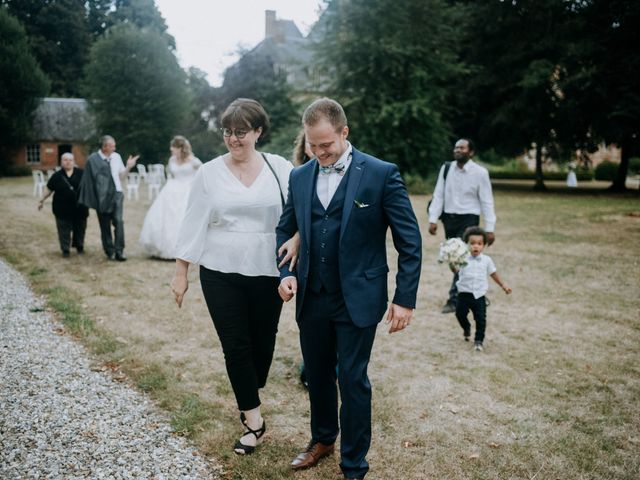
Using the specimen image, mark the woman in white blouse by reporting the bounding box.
[170,98,297,456]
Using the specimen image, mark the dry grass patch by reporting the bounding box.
[1,176,639,479]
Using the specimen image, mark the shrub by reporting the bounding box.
[0,165,32,177]
[594,160,618,181]
[403,172,433,195]
[488,170,593,181]
[628,157,640,175]
[477,148,510,166]
[489,158,530,173]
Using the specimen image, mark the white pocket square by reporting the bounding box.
[354,200,370,208]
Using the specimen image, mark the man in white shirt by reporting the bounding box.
[427,138,496,313]
[78,135,138,261]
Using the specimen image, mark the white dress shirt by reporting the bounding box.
[175,153,293,277]
[98,150,125,192]
[428,159,496,232]
[456,253,496,299]
[316,142,353,209]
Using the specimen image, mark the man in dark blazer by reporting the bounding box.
[276,98,422,480]
[78,135,138,261]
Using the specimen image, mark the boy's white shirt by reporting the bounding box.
[456,253,497,299]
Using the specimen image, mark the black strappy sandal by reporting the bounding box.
[233,415,266,455]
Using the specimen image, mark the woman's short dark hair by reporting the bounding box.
[220,98,270,137]
[463,226,487,244]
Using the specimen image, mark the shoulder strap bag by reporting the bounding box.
[428,161,452,220]
[261,153,285,208]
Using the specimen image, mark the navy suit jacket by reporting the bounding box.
[276,147,422,328]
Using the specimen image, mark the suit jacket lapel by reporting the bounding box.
[340,149,365,244]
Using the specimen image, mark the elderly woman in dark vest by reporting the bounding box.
[37,153,89,257]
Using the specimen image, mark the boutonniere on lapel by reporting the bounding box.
[354,200,370,208]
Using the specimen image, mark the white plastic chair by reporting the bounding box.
[46,169,55,181]
[147,173,162,200]
[136,164,148,184]
[32,170,46,197]
[126,172,140,201]
[149,163,166,185]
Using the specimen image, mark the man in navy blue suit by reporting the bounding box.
[276,98,422,480]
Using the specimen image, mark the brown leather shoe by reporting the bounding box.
[290,441,335,470]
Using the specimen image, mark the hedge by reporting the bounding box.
[594,160,618,181]
[488,170,594,181]
[0,165,32,177]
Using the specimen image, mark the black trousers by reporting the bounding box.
[455,292,487,342]
[97,192,124,256]
[199,267,282,411]
[442,213,480,305]
[55,215,86,253]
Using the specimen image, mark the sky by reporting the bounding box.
[154,0,324,87]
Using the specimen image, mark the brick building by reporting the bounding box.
[226,10,327,96]
[10,97,95,171]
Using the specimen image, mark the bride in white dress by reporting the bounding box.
[139,136,202,258]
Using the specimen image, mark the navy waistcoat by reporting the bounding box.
[307,169,351,293]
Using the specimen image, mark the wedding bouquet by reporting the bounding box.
[438,237,470,270]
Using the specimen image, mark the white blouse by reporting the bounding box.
[175,153,293,277]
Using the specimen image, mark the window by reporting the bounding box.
[27,144,40,164]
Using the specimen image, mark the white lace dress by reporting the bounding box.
[139,156,202,258]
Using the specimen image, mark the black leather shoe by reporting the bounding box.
[115,253,127,262]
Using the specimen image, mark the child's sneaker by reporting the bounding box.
[474,342,483,351]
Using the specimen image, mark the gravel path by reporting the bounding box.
[0,259,220,479]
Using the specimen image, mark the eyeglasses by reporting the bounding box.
[221,128,250,139]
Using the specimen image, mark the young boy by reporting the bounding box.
[454,226,512,351]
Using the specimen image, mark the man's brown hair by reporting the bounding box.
[302,97,347,130]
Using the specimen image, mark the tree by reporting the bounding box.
[83,24,187,163]
[560,0,640,191]
[454,0,574,190]
[0,8,49,172]
[182,67,224,161]
[215,52,300,158]
[314,0,468,176]
[1,0,90,96]
[87,0,112,39]
[109,0,175,49]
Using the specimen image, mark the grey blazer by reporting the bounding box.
[78,152,116,214]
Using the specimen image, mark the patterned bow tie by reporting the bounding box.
[319,162,346,176]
